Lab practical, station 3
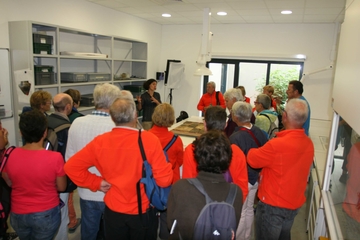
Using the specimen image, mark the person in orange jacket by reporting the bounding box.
[247,98,314,240]
[65,97,173,240]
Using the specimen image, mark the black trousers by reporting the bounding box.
[103,206,158,240]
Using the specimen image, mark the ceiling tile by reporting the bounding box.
[268,8,304,15]
[227,1,268,10]
[86,0,346,25]
[114,7,146,14]
[235,9,271,16]
[192,2,233,11]
[177,10,205,17]
[303,14,339,22]
[305,8,344,15]
[305,0,346,8]
[212,15,247,23]
[95,0,127,8]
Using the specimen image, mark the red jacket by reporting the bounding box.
[149,125,184,183]
[343,142,360,222]
[247,129,314,209]
[197,91,226,112]
[65,127,173,214]
[182,143,248,202]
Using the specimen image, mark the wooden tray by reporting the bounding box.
[171,121,205,137]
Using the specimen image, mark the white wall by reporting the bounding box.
[159,23,338,121]
[333,0,360,134]
[0,0,339,145]
[0,0,162,146]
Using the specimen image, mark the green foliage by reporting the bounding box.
[256,67,300,102]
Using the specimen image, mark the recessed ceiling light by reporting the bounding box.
[281,10,292,15]
[162,13,171,17]
[217,12,227,16]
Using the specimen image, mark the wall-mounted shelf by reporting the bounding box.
[9,20,148,145]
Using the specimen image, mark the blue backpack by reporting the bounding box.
[136,130,178,212]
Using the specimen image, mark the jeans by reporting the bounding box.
[255,201,299,240]
[236,182,258,240]
[80,198,105,240]
[10,205,61,240]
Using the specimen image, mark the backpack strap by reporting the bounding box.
[259,113,272,134]
[187,178,237,205]
[239,127,261,147]
[187,178,213,203]
[0,146,16,172]
[136,129,148,225]
[225,184,237,205]
[164,135,178,152]
[137,129,147,163]
[53,123,71,133]
[215,91,220,105]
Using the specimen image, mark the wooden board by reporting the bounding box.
[171,121,205,137]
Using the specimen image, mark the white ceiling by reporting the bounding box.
[86,0,346,25]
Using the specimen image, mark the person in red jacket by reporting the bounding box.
[149,103,183,240]
[247,98,314,240]
[262,85,277,110]
[65,97,173,240]
[182,106,248,202]
[197,81,226,113]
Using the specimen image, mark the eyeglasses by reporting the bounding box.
[254,101,259,104]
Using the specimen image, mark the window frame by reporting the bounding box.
[203,59,304,94]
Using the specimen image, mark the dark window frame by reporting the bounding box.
[203,59,304,94]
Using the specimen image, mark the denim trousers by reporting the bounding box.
[255,201,299,240]
[80,198,105,240]
[10,205,61,240]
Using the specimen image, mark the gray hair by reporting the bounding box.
[207,81,216,88]
[119,90,134,101]
[110,98,136,125]
[224,88,244,101]
[93,83,121,110]
[232,102,252,123]
[256,94,271,109]
[285,98,308,126]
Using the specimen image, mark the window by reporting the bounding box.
[203,59,304,105]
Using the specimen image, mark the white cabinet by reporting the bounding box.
[9,21,147,144]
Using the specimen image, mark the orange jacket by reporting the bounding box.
[197,92,226,112]
[149,125,184,183]
[247,129,314,210]
[64,127,173,214]
[182,143,248,202]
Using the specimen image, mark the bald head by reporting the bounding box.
[53,93,73,115]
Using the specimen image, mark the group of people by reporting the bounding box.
[194,80,313,240]
[0,77,314,240]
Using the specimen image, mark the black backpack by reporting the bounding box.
[187,178,237,240]
[44,123,77,193]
